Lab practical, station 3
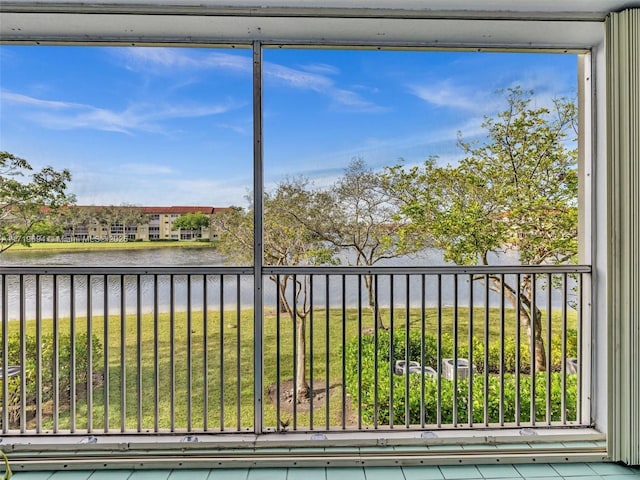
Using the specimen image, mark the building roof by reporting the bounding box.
[68,205,231,215]
[142,206,217,214]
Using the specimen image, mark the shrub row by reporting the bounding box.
[0,332,103,427]
[348,328,577,375]
[345,330,578,426]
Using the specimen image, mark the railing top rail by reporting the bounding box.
[0,264,591,275]
[264,264,591,275]
[0,266,254,275]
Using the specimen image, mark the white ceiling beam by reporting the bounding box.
[0,12,604,48]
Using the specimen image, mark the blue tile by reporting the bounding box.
[549,463,598,477]
[439,465,482,480]
[364,466,405,480]
[49,472,94,480]
[326,468,366,480]
[402,466,444,480]
[565,477,603,480]
[88,472,134,480]
[586,464,640,475]
[170,470,213,480]
[11,473,55,480]
[10,470,54,480]
[513,464,560,478]
[246,469,288,480]
[208,469,250,480]
[595,475,640,480]
[476,464,521,479]
[287,468,326,480]
[128,471,172,480]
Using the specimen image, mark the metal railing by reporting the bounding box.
[0,265,591,436]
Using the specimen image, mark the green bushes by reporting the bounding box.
[0,332,103,427]
[348,328,577,375]
[345,330,578,426]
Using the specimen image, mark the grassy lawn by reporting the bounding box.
[5,240,215,253]
[3,305,577,432]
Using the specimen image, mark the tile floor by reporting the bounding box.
[6,463,640,480]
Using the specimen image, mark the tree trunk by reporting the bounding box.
[364,274,386,330]
[295,314,310,401]
[489,275,547,372]
[520,304,547,372]
[277,275,310,402]
[277,277,290,313]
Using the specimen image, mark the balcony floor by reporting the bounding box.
[6,463,640,480]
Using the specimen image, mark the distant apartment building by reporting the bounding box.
[60,206,230,242]
[143,206,229,241]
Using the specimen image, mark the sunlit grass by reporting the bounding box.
[5,305,577,432]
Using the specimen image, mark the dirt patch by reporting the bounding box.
[266,379,360,428]
[266,379,341,414]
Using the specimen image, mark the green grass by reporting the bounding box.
[2,305,577,433]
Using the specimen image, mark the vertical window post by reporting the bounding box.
[253,40,264,433]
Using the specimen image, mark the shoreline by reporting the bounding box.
[3,240,216,254]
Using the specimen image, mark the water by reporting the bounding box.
[0,246,228,267]
[1,247,241,320]
[1,247,573,321]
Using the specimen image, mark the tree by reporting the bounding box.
[291,158,429,329]
[172,212,211,239]
[119,205,149,240]
[384,88,578,371]
[29,220,64,240]
[213,179,337,404]
[92,205,120,239]
[1,151,74,253]
[90,204,147,240]
[56,205,94,240]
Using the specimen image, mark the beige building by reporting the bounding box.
[61,205,230,242]
[143,206,230,241]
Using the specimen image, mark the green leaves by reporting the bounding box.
[0,332,103,429]
[381,89,578,371]
[383,88,578,267]
[172,212,211,237]
[1,151,75,253]
[344,330,578,426]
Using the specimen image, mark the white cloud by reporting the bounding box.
[2,90,237,135]
[328,88,386,112]
[507,66,576,99]
[407,81,501,115]
[118,47,252,74]
[265,62,333,91]
[300,63,340,76]
[1,91,82,110]
[215,122,250,136]
[264,62,384,112]
[265,113,488,187]
[117,47,382,112]
[120,163,176,175]
[73,168,251,207]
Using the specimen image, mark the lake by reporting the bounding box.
[0,246,228,267]
[1,247,570,321]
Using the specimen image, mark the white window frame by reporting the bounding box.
[0,0,608,437]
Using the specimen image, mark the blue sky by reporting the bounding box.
[0,46,577,207]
